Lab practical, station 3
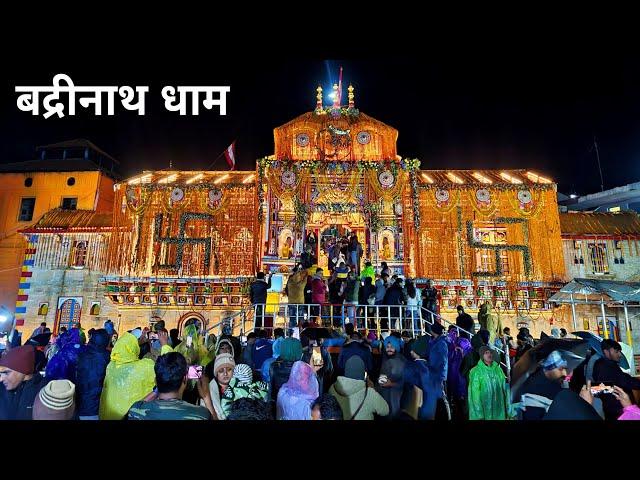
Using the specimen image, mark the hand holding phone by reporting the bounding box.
[187,365,203,379]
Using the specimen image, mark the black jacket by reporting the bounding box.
[76,344,111,416]
[268,359,295,402]
[250,277,271,305]
[455,313,475,339]
[0,373,47,420]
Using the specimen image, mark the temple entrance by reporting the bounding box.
[305,212,367,272]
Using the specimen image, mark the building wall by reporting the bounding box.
[21,268,118,336]
[0,171,114,313]
[415,187,565,282]
[562,238,640,282]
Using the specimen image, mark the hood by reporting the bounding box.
[332,376,366,397]
[215,338,235,358]
[110,332,140,365]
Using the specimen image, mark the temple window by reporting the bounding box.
[70,240,88,268]
[613,240,625,264]
[588,242,609,274]
[573,240,585,264]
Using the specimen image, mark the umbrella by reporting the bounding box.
[26,332,52,347]
[300,327,333,341]
[510,336,589,403]
[571,331,630,370]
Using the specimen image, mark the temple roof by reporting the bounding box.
[418,169,554,187]
[20,208,113,233]
[559,211,640,237]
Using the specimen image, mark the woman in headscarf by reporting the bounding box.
[468,346,511,420]
[446,326,473,420]
[45,328,82,382]
[276,360,319,420]
[99,331,173,420]
[377,335,406,419]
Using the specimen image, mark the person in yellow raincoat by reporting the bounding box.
[175,324,212,367]
[99,330,173,420]
[478,301,502,344]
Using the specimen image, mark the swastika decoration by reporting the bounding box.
[154,212,214,270]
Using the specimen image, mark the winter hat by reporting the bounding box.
[279,337,303,362]
[213,353,235,375]
[33,379,75,420]
[0,345,35,375]
[479,345,493,359]
[233,363,253,384]
[129,328,143,340]
[542,350,567,371]
[344,356,366,380]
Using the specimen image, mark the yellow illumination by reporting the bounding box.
[186,173,204,184]
[421,173,434,183]
[500,172,523,184]
[525,171,552,183]
[213,174,230,185]
[446,172,464,184]
[472,172,493,184]
[158,173,178,184]
[242,174,255,184]
[128,173,152,185]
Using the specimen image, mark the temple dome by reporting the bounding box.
[273,109,398,162]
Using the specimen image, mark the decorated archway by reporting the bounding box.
[177,311,207,335]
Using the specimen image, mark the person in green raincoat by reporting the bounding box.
[99,330,173,420]
[467,346,511,420]
[175,324,211,367]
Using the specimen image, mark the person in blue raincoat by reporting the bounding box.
[404,322,449,420]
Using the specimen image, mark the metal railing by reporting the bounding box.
[250,302,431,339]
[205,301,510,379]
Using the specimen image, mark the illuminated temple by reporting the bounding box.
[92,84,566,335]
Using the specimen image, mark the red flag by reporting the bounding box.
[224,141,236,170]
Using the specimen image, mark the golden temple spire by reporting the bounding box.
[315,85,323,113]
[348,84,354,109]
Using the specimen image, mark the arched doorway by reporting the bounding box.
[55,297,82,334]
[177,312,207,336]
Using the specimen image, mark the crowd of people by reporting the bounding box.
[1,252,639,421]
[1,307,639,421]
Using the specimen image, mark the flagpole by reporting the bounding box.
[207,141,236,170]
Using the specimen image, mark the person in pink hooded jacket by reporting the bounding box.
[614,385,640,420]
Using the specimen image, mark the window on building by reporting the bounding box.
[614,240,625,264]
[573,240,585,264]
[588,243,609,274]
[61,197,77,210]
[18,197,36,221]
[70,241,88,268]
[473,227,509,274]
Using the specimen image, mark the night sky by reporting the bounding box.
[3,42,640,196]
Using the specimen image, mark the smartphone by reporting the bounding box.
[311,346,323,366]
[187,365,203,379]
[590,383,614,395]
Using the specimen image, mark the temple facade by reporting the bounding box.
[13,85,575,339]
